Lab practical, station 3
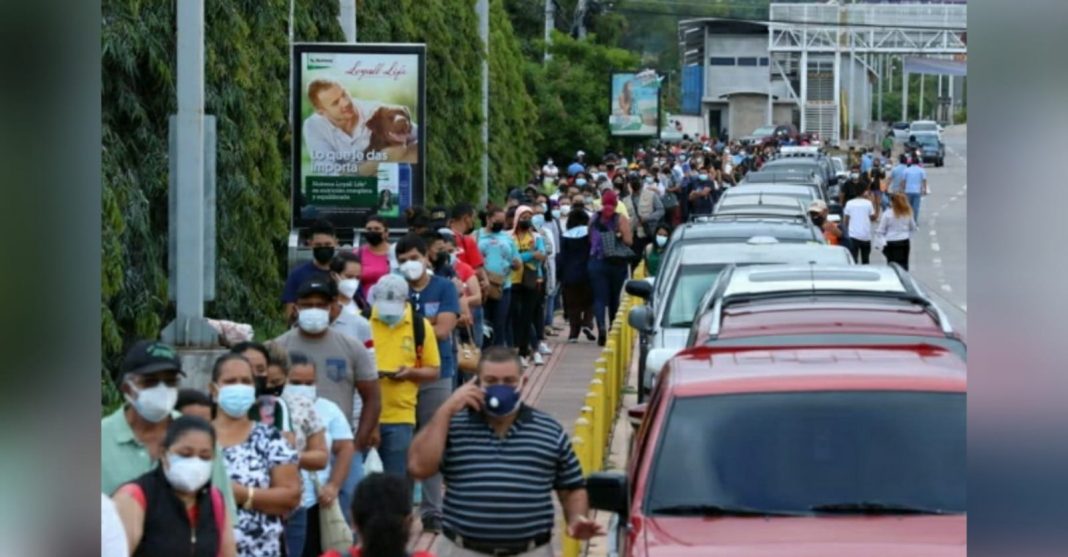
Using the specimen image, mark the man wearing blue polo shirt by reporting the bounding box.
[395,232,461,533]
[282,220,339,323]
[860,148,874,173]
[902,157,928,224]
[567,150,586,176]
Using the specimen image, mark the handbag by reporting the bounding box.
[312,475,354,552]
[458,326,481,373]
[600,228,636,263]
[520,263,539,290]
[484,271,505,301]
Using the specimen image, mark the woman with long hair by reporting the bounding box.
[587,189,633,346]
[508,205,547,367]
[112,416,238,557]
[320,474,434,557]
[357,214,394,300]
[877,192,918,270]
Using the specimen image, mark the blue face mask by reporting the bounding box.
[379,313,403,327]
[216,384,256,418]
[484,384,521,417]
[531,214,545,230]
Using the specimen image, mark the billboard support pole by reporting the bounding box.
[162,0,217,347]
[339,0,357,42]
[478,0,490,206]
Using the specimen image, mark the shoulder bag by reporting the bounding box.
[457,326,481,373]
[312,475,354,552]
[597,215,636,263]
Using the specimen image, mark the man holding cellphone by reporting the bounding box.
[368,274,440,478]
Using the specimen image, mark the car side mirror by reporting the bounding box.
[625,279,654,300]
[587,472,630,518]
[628,305,654,335]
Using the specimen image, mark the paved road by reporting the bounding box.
[876,124,967,337]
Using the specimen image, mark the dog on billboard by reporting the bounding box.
[364,105,418,164]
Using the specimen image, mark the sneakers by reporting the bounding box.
[597,331,607,347]
[519,356,530,369]
[582,326,596,341]
[538,342,552,355]
[567,337,578,344]
[533,352,545,366]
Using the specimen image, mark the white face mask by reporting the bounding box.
[337,279,359,299]
[399,260,425,281]
[125,381,178,423]
[284,384,317,401]
[163,453,213,493]
[560,205,571,216]
[297,307,330,334]
[655,236,668,247]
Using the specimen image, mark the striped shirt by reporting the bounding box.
[441,404,585,540]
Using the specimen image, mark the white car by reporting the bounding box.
[909,120,944,140]
[626,241,853,394]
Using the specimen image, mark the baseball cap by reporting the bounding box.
[371,274,409,316]
[122,340,185,378]
[429,205,449,230]
[576,150,586,157]
[296,275,337,299]
[808,200,828,213]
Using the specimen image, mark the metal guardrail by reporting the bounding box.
[561,262,645,557]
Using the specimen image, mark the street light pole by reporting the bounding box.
[477,0,489,206]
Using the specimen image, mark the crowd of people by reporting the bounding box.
[102,130,936,557]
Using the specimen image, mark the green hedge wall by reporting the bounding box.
[101,0,540,398]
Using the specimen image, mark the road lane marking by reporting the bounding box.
[933,257,942,266]
[931,243,941,252]
[941,284,953,293]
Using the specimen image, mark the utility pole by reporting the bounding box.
[574,0,588,38]
[163,0,216,346]
[544,0,554,62]
[919,72,925,120]
[339,0,357,42]
[477,0,489,206]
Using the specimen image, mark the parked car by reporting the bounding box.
[686,263,967,356]
[711,193,810,219]
[625,242,852,398]
[739,125,778,147]
[912,131,946,166]
[761,149,838,188]
[723,181,828,213]
[588,342,966,557]
[909,119,944,140]
[891,121,911,141]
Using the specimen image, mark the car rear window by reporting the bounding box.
[646,391,966,516]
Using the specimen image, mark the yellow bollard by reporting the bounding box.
[590,378,606,469]
[578,408,594,472]
[562,532,581,557]
[584,392,602,470]
[596,355,613,414]
[594,367,610,441]
[572,419,590,475]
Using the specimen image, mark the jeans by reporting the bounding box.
[907,192,922,223]
[484,288,511,348]
[378,423,414,478]
[588,258,629,334]
[416,377,453,520]
[471,306,484,349]
[543,284,559,327]
[338,447,364,525]
[563,283,593,339]
[285,506,308,557]
[884,238,911,270]
[510,285,538,356]
[849,239,872,264]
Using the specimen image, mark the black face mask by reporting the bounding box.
[491,222,504,233]
[433,252,450,270]
[312,246,335,264]
[364,231,384,245]
[810,214,825,227]
[518,220,532,230]
[254,376,284,398]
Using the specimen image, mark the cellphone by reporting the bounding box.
[378,371,398,379]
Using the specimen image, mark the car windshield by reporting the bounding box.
[751,126,776,136]
[663,264,726,327]
[911,122,937,132]
[916,135,940,147]
[646,391,966,516]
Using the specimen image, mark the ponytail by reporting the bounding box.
[352,474,411,557]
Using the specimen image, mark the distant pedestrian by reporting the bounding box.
[560,198,595,343]
[902,157,928,224]
[643,223,671,277]
[408,347,605,557]
[588,189,633,346]
[843,191,879,264]
[284,220,340,324]
[878,193,919,270]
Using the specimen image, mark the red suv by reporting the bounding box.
[587,344,966,556]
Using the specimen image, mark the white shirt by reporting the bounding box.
[302,98,386,176]
[844,197,876,241]
[101,493,128,557]
[877,210,918,241]
[300,397,354,508]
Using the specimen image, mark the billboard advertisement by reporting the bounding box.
[292,43,426,228]
[609,70,661,137]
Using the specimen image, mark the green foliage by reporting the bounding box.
[490,0,541,198]
[954,106,967,124]
[525,32,640,164]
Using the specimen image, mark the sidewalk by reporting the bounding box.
[409,317,610,554]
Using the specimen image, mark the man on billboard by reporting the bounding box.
[303,78,418,177]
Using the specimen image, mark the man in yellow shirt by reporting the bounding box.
[368,274,440,477]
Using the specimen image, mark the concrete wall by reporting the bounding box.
[177,347,230,393]
[704,33,792,101]
[729,94,771,139]
[773,104,795,128]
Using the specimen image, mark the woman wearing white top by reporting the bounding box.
[877,192,919,270]
[842,191,880,264]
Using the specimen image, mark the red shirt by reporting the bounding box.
[453,232,484,270]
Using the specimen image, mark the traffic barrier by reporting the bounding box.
[564,262,648,557]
